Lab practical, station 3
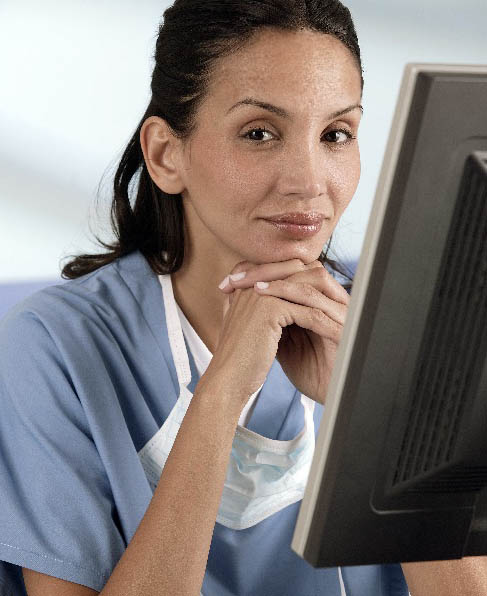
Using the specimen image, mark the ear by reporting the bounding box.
[139,116,186,195]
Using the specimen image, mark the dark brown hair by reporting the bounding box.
[61,0,363,292]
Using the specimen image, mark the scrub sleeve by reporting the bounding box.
[0,309,125,593]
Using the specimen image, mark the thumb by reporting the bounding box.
[229,260,256,276]
[222,289,237,320]
[222,291,230,320]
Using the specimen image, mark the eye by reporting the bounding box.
[241,126,275,143]
[240,126,356,146]
[323,128,356,145]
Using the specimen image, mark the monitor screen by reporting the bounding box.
[291,63,487,568]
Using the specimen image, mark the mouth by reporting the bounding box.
[262,219,324,238]
[263,212,327,225]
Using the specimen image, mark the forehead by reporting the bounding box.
[204,28,361,115]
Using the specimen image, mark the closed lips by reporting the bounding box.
[264,213,326,225]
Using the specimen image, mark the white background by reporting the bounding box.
[0,0,486,282]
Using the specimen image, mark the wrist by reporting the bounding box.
[194,368,245,422]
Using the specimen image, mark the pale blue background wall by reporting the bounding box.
[1,0,486,295]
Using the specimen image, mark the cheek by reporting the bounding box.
[328,153,361,208]
[349,156,361,195]
[218,157,272,214]
[204,158,258,222]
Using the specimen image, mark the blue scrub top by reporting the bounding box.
[0,249,410,595]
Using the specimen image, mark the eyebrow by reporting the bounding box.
[226,97,364,121]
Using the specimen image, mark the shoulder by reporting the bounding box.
[0,255,127,386]
[0,249,165,395]
[0,250,145,343]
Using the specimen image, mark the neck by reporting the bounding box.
[170,202,248,354]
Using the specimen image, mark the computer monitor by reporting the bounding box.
[291,63,487,568]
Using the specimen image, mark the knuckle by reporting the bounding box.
[277,308,294,329]
[308,260,324,271]
[292,258,307,270]
[311,266,328,282]
[310,308,327,324]
[332,327,343,344]
[301,283,316,298]
[332,320,343,340]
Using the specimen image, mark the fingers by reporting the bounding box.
[221,260,350,306]
[258,292,344,345]
[219,269,346,348]
[218,259,308,294]
[254,278,348,327]
[278,265,350,306]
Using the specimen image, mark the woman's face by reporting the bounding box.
[175,28,363,267]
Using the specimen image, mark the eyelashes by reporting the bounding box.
[240,126,357,146]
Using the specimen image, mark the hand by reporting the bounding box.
[218,259,350,404]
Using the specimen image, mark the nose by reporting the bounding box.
[277,145,325,199]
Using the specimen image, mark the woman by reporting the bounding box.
[0,1,412,594]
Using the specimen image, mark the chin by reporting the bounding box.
[271,248,324,266]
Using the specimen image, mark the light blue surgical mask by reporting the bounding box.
[138,273,316,531]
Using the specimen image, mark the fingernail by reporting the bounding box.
[230,272,246,282]
[256,281,269,289]
[218,276,230,289]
